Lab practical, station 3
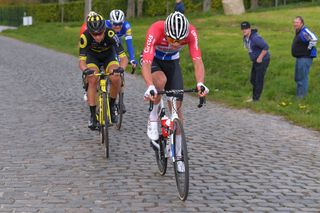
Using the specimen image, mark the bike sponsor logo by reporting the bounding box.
[191,30,199,50]
[144,34,154,53]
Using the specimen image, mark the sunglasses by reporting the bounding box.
[112,22,123,26]
[166,36,184,44]
[90,31,104,36]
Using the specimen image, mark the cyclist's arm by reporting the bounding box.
[188,25,205,87]
[79,59,87,71]
[118,52,128,69]
[141,31,157,87]
[193,58,205,84]
[124,24,135,61]
[142,63,153,87]
[79,32,90,71]
[108,29,128,70]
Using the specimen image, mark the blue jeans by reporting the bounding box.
[295,57,313,98]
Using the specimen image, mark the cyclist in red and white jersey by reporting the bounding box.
[141,12,209,171]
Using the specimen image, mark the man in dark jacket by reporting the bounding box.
[291,16,317,98]
[241,21,270,102]
[174,0,185,14]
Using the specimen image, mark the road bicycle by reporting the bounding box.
[149,87,205,201]
[84,67,124,158]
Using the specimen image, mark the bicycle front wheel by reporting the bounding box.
[102,93,109,158]
[172,118,189,201]
[154,135,168,176]
[116,91,123,130]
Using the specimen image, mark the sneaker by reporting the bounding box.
[110,105,118,123]
[177,161,185,173]
[147,120,159,141]
[88,116,98,130]
[83,92,88,101]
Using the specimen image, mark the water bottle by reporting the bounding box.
[161,115,169,137]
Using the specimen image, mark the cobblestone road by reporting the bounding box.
[1,36,320,212]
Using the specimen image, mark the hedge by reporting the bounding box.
[0,0,317,25]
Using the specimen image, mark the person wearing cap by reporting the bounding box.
[241,21,270,102]
[291,16,317,99]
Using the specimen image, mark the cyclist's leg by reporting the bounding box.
[164,59,184,120]
[104,55,121,123]
[163,59,184,167]
[147,58,167,141]
[85,55,99,129]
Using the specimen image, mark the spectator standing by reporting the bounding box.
[241,21,270,102]
[174,0,185,14]
[291,16,317,99]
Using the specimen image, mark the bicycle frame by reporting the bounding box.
[96,72,111,126]
[150,96,179,162]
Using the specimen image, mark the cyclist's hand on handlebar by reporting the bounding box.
[112,67,124,75]
[197,82,209,97]
[129,60,137,69]
[144,85,157,101]
[83,68,95,76]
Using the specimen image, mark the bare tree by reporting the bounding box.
[250,0,258,10]
[84,0,92,21]
[59,0,64,23]
[137,0,144,17]
[203,0,211,12]
[126,0,135,18]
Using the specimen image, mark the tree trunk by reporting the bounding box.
[222,0,245,15]
[126,0,135,18]
[203,0,211,12]
[84,0,92,21]
[137,0,143,17]
[59,0,64,23]
[250,0,258,10]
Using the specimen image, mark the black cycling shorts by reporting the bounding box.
[86,49,119,72]
[151,58,184,101]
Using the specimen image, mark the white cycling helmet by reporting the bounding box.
[164,11,189,40]
[110,9,125,24]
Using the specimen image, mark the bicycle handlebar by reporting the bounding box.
[148,87,206,112]
[83,67,124,77]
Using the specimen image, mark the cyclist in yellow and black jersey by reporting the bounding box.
[79,13,128,130]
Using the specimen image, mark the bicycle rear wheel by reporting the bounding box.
[154,135,168,176]
[116,91,123,130]
[172,118,189,201]
[102,93,109,158]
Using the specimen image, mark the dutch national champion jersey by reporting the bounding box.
[142,21,202,64]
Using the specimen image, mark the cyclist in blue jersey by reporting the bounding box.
[106,9,137,69]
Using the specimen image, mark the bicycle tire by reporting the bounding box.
[172,118,189,201]
[154,135,168,176]
[103,93,109,158]
[116,91,123,130]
